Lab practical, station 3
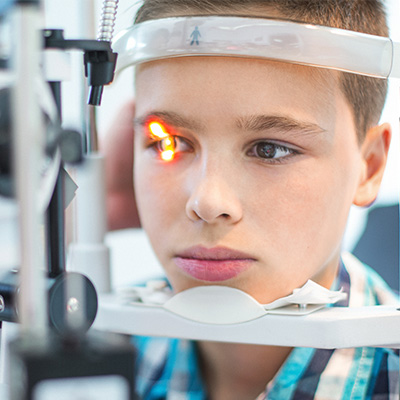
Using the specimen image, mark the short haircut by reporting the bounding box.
[135,0,389,143]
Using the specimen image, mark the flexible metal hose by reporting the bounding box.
[97,0,119,42]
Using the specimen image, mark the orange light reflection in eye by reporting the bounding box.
[149,121,169,139]
[148,120,176,161]
[160,149,175,161]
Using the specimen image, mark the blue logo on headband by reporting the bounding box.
[190,27,201,45]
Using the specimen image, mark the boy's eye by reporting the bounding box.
[154,136,191,161]
[147,120,191,161]
[155,136,176,161]
[249,141,297,162]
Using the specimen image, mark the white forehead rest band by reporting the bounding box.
[113,16,400,78]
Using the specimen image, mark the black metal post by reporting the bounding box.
[46,81,65,278]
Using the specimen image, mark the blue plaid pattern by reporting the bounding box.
[133,253,399,399]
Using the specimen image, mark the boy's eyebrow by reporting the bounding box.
[134,111,326,136]
[134,111,205,131]
[236,115,326,136]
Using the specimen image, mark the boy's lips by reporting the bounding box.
[173,246,256,282]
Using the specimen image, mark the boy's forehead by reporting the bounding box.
[136,56,338,102]
[135,56,349,138]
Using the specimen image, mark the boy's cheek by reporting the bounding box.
[134,166,183,226]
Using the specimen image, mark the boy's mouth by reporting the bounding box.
[173,246,256,282]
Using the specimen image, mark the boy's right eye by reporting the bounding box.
[154,136,176,161]
[153,136,191,161]
[146,120,192,161]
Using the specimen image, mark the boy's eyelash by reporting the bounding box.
[146,134,176,146]
[145,134,193,159]
[148,136,174,150]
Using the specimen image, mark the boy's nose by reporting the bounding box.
[185,161,243,224]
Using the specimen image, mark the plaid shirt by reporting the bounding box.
[133,253,399,399]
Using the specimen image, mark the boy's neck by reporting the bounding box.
[197,341,292,400]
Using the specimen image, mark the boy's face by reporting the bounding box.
[133,56,365,303]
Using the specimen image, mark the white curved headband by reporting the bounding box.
[113,16,400,78]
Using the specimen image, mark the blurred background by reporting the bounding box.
[0,0,399,291]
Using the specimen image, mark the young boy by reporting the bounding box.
[105,0,399,398]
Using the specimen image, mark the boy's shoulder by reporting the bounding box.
[341,251,399,307]
[263,345,399,399]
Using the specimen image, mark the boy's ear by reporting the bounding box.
[353,122,391,207]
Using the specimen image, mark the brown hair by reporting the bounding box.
[135,0,389,142]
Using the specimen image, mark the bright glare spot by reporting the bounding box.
[161,149,175,161]
[149,121,169,139]
[148,121,176,161]
[164,137,173,147]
